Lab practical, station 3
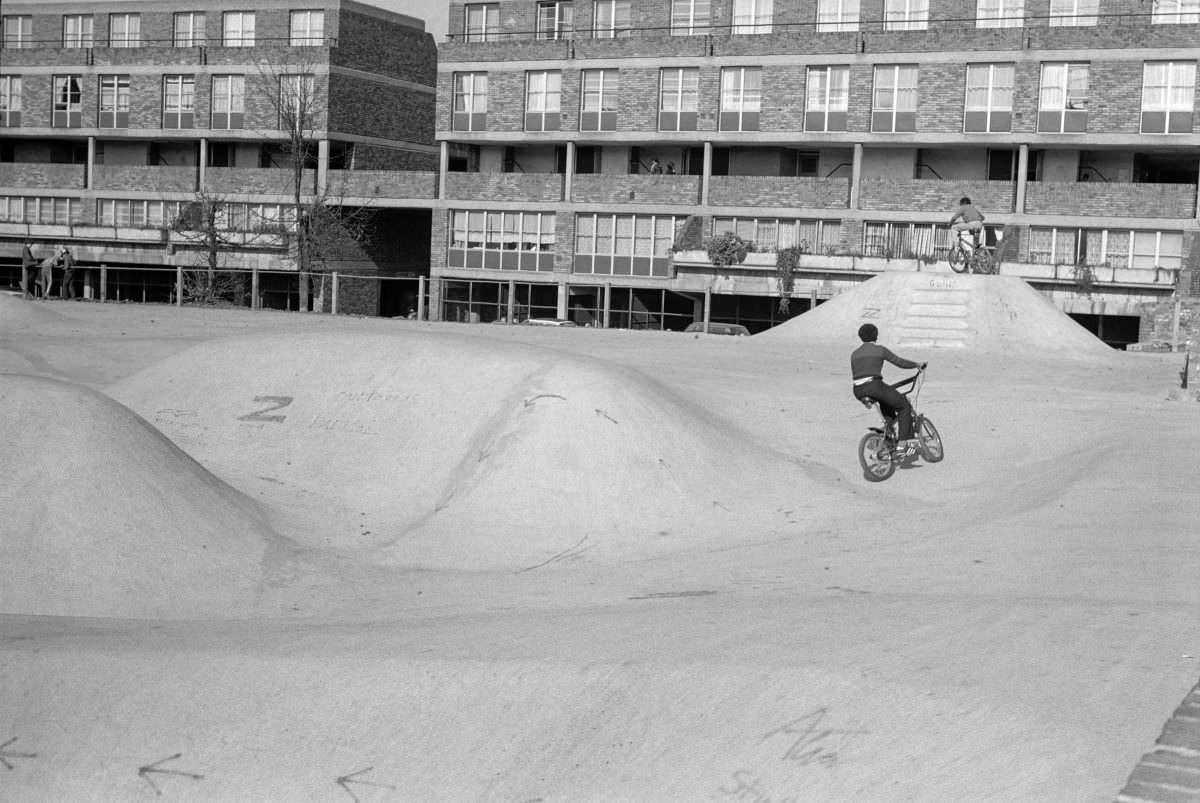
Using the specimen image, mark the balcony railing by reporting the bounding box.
[205,167,316,196]
[326,170,438,200]
[860,178,1015,213]
[572,174,701,205]
[93,165,197,193]
[0,163,87,190]
[444,172,565,203]
[1025,181,1198,218]
[708,175,850,208]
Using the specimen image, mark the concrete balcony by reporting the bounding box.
[0,163,87,190]
[860,178,1015,213]
[326,170,437,200]
[439,37,572,63]
[205,167,316,197]
[572,174,701,205]
[445,172,564,203]
[708,175,850,209]
[1025,181,1198,219]
[93,165,197,193]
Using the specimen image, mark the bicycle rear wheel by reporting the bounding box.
[858,431,897,482]
[915,416,944,463]
[948,245,969,273]
[972,249,994,275]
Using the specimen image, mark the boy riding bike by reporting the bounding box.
[950,196,985,250]
[851,324,926,459]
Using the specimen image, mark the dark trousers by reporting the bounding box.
[61,269,74,298]
[854,379,914,440]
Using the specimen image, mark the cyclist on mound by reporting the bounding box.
[950,195,985,250]
[851,323,926,458]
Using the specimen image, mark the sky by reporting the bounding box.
[361,0,450,41]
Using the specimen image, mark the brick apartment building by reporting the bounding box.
[431,0,1200,342]
[0,0,437,315]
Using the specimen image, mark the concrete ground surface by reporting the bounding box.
[1,279,1198,802]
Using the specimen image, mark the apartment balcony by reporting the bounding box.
[445,172,564,203]
[326,170,438,200]
[0,163,86,190]
[1025,181,1198,218]
[708,175,850,208]
[438,37,572,63]
[860,179,1015,213]
[573,174,701,205]
[93,165,197,193]
[572,33,710,59]
[205,167,317,196]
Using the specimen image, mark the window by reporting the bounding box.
[1039,63,1088,132]
[63,15,94,48]
[279,74,315,130]
[452,72,488,131]
[290,10,324,45]
[1049,0,1098,25]
[463,4,499,41]
[537,2,573,39]
[872,65,918,132]
[732,0,774,33]
[448,210,556,271]
[163,75,195,128]
[3,16,32,49]
[818,0,860,31]
[805,66,849,131]
[223,11,255,46]
[714,217,841,253]
[580,69,618,131]
[53,75,82,128]
[1132,230,1183,268]
[525,71,561,131]
[1029,228,1183,269]
[720,67,761,131]
[659,68,699,131]
[174,12,205,47]
[1141,61,1196,134]
[863,222,948,259]
[884,0,928,28]
[593,0,631,38]
[1,76,21,127]
[964,64,1013,132]
[977,0,1024,27]
[671,0,711,34]
[1153,0,1200,23]
[574,213,678,277]
[98,75,130,128]
[109,14,140,47]
[211,75,245,129]
[98,199,185,228]
[0,196,81,225]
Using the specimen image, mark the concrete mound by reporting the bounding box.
[110,330,828,570]
[0,374,278,618]
[0,289,68,329]
[761,273,1112,357]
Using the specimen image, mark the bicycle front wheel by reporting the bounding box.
[972,249,994,275]
[915,416,944,463]
[858,431,897,482]
[948,246,969,274]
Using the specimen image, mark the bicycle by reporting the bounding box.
[857,367,944,482]
[947,227,995,274]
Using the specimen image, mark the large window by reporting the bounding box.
[732,0,774,33]
[211,75,245,129]
[720,67,762,131]
[872,65,918,132]
[593,0,631,38]
[671,0,711,34]
[1049,0,1098,25]
[452,72,488,131]
[659,68,699,131]
[537,2,574,39]
[2,16,32,49]
[53,75,82,128]
[1141,61,1196,134]
[1029,228,1183,269]
[525,71,561,131]
[1152,0,1200,23]
[885,0,928,29]
[864,222,949,259]
[449,211,556,271]
[279,74,315,130]
[574,213,679,277]
[290,10,324,45]
[1039,63,1089,132]
[805,66,849,131]
[580,69,618,131]
[964,64,1014,132]
[109,13,141,47]
[98,75,130,128]
[98,199,186,228]
[174,12,205,47]
[977,0,1025,27]
[463,4,499,41]
[63,15,94,48]
[1,76,22,127]
[714,217,842,253]
[818,0,860,31]
[0,196,81,225]
[163,75,195,128]
[223,11,255,46]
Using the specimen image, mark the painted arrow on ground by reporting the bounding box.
[137,753,204,796]
[336,766,396,802]
[0,737,36,770]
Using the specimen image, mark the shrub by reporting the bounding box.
[775,240,808,314]
[672,215,705,252]
[705,232,751,267]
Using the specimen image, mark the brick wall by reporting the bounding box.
[351,146,437,171]
[93,165,196,192]
[861,178,1015,212]
[326,170,437,199]
[0,164,86,190]
[1089,60,1144,135]
[572,174,702,205]
[555,212,576,273]
[332,10,436,85]
[445,172,565,202]
[206,167,315,195]
[328,73,433,143]
[708,176,850,208]
[761,65,806,132]
[1025,181,1199,217]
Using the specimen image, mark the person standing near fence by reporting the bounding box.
[58,247,76,299]
[21,240,37,299]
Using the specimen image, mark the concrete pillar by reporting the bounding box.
[331,271,339,315]
[701,141,713,206]
[438,141,449,200]
[556,280,568,320]
[1015,143,1029,214]
[175,265,183,306]
[849,143,863,210]
[251,266,260,310]
[86,136,96,189]
[603,282,612,328]
[1195,161,1200,219]
[565,141,576,202]
[317,138,329,196]
[506,278,516,323]
[703,287,712,328]
[99,264,107,302]
[429,277,443,322]
[198,137,207,192]
[418,275,428,320]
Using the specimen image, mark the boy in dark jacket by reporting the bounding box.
[851,323,925,457]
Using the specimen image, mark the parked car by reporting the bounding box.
[684,322,751,336]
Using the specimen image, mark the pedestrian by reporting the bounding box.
[649,158,663,175]
[59,247,76,299]
[36,255,55,300]
[666,161,676,175]
[21,240,36,299]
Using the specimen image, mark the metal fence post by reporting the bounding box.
[331,271,339,315]
[176,266,183,307]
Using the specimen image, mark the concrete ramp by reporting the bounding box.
[762,273,1112,357]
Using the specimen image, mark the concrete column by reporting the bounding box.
[99,264,107,302]
[1015,143,1029,214]
[418,275,428,320]
[317,138,329,196]
[701,142,713,206]
[603,282,612,328]
[1195,161,1200,219]
[556,280,568,320]
[175,266,183,307]
[703,287,712,328]
[331,271,339,315]
[506,278,516,323]
[564,141,576,202]
[198,137,207,192]
[429,277,443,322]
[86,136,96,189]
[251,266,260,310]
[849,143,863,210]
[438,141,449,200]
